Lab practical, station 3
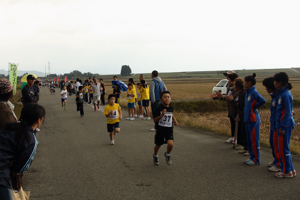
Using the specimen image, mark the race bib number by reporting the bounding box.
[128,93,133,99]
[109,110,119,119]
[158,112,173,127]
[137,93,141,98]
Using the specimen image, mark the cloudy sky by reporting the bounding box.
[1,0,300,75]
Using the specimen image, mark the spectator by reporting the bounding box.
[149,70,167,131]
[100,79,106,105]
[139,74,144,82]
[22,75,39,105]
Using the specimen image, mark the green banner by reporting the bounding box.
[9,63,18,95]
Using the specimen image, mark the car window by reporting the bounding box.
[216,80,228,87]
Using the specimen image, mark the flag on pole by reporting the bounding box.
[53,78,56,82]
[57,77,60,83]
[9,63,18,95]
[64,76,68,82]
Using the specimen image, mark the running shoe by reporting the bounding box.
[126,117,131,120]
[130,117,135,121]
[153,155,159,166]
[292,169,297,177]
[238,150,247,154]
[267,162,275,167]
[268,165,281,172]
[150,128,156,131]
[97,105,100,109]
[147,117,151,120]
[64,107,67,110]
[35,128,40,132]
[244,151,250,156]
[275,171,293,178]
[225,138,234,143]
[134,114,137,118]
[244,159,251,163]
[143,117,148,120]
[138,115,143,119]
[245,160,257,166]
[164,152,172,165]
[110,139,115,145]
[94,107,97,111]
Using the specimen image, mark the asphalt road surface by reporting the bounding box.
[23,87,300,200]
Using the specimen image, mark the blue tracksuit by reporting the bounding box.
[275,86,295,173]
[269,93,281,167]
[244,86,266,164]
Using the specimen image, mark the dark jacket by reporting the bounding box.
[22,85,39,104]
[0,126,37,188]
[236,89,246,121]
[227,87,239,117]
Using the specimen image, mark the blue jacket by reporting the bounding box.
[244,86,266,123]
[275,87,295,130]
[0,126,38,188]
[270,93,278,131]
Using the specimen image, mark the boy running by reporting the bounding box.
[60,85,68,110]
[104,94,122,145]
[127,83,135,120]
[153,91,178,165]
[76,86,84,117]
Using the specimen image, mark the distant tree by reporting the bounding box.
[0,74,5,77]
[120,65,132,76]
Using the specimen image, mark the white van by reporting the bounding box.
[212,79,228,95]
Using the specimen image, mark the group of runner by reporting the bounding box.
[211,71,296,178]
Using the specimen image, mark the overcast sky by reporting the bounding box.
[1,0,300,75]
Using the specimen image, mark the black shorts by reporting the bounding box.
[142,100,149,107]
[107,122,120,132]
[90,93,93,98]
[155,131,174,146]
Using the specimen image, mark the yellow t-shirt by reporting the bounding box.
[137,88,142,101]
[132,84,137,99]
[83,86,89,94]
[141,86,149,100]
[127,89,136,103]
[88,85,93,94]
[104,103,121,124]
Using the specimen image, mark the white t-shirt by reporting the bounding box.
[92,83,101,96]
[60,90,67,99]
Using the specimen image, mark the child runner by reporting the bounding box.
[244,73,266,166]
[140,80,151,120]
[153,91,178,165]
[128,78,137,117]
[273,72,296,178]
[104,94,122,145]
[76,86,84,117]
[60,85,68,110]
[137,83,143,118]
[113,85,121,103]
[262,77,281,172]
[126,83,135,120]
[50,83,55,95]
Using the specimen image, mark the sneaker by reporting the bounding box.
[150,128,156,131]
[225,138,234,143]
[292,169,297,177]
[244,151,250,156]
[130,117,135,121]
[275,171,293,178]
[94,107,97,111]
[238,150,247,154]
[244,159,251,163]
[97,105,100,109]
[110,139,114,145]
[153,155,159,165]
[147,117,151,120]
[164,152,172,165]
[143,117,148,120]
[126,117,131,120]
[234,145,244,150]
[64,107,67,110]
[245,160,257,166]
[138,115,143,119]
[134,114,137,117]
[267,162,275,167]
[77,111,80,114]
[268,165,281,172]
[35,128,40,132]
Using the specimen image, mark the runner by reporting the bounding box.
[273,72,296,178]
[60,85,68,110]
[152,91,178,165]
[92,78,101,111]
[128,78,137,117]
[126,83,135,120]
[136,83,143,118]
[104,94,122,145]
[244,73,266,166]
[76,86,84,117]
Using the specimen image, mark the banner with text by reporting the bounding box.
[9,63,18,95]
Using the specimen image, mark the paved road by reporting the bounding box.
[23,87,300,200]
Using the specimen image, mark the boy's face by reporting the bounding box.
[80,88,83,92]
[161,93,171,105]
[63,86,66,90]
[137,84,141,89]
[109,97,115,105]
[128,85,132,90]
